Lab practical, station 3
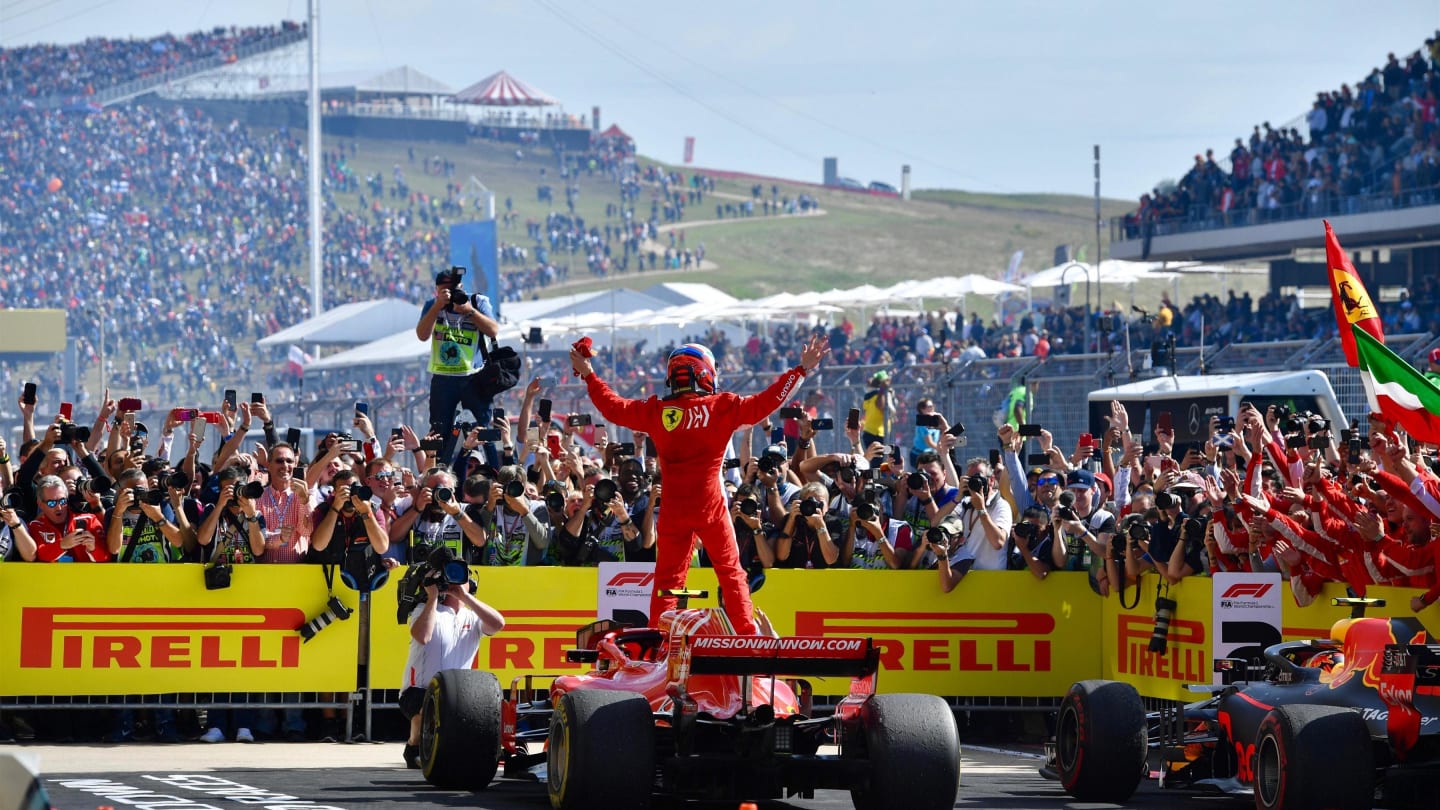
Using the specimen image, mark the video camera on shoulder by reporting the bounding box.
[395,544,474,623]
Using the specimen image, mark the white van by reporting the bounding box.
[1086,370,1348,447]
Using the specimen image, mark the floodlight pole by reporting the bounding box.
[1060,262,1089,354]
[1093,144,1102,358]
[307,0,323,319]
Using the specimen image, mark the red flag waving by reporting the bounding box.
[1325,220,1384,367]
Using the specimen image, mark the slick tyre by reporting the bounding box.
[420,669,502,790]
[1054,679,1145,803]
[1254,704,1373,810]
[548,690,654,810]
[849,694,961,810]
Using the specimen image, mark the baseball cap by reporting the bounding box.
[1065,469,1096,490]
[762,444,788,461]
[1429,347,1440,365]
[1093,471,1113,493]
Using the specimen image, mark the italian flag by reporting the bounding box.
[1353,327,1440,443]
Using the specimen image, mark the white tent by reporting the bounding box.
[256,299,422,348]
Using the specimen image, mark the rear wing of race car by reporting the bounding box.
[685,635,880,678]
[1382,642,1440,687]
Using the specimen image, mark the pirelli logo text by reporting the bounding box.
[1116,614,1207,682]
[691,636,865,655]
[794,611,1054,673]
[485,610,598,672]
[20,607,306,670]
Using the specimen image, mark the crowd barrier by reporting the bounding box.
[3,566,1435,709]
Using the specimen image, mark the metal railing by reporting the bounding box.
[23,28,308,110]
[1111,185,1440,244]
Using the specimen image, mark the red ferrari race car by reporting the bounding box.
[416,590,960,810]
[1043,598,1440,810]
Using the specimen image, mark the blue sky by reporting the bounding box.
[3,0,1437,199]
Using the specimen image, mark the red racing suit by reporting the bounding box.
[582,365,809,634]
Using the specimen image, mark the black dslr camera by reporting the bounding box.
[395,545,474,624]
[437,265,469,309]
[204,556,232,590]
[798,496,824,518]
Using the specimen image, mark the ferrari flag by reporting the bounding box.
[1326,220,1384,366]
[1353,327,1440,443]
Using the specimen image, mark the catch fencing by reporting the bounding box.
[233,331,1439,457]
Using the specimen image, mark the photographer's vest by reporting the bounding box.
[213,516,258,564]
[488,508,530,567]
[411,512,469,562]
[118,510,183,563]
[427,307,485,376]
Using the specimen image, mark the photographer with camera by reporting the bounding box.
[399,569,506,769]
[415,266,501,464]
[554,476,632,565]
[14,409,113,521]
[390,469,488,563]
[954,459,1013,571]
[775,482,842,569]
[483,465,550,566]
[1049,469,1121,595]
[913,514,977,592]
[838,468,907,570]
[714,482,776,570]
[197,465,267,564]
[309,468,390,561]
[897,451,961,553]
[104,468,187,562]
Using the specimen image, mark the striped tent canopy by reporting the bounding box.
[451,70,558,107]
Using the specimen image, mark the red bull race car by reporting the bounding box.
[416,590,961,810]
[1043,598,1440,809]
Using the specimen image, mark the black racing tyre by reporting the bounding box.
[849,693,961,810]
[548,689,654,810]
[1253,704,1373,810]
[420,669,503,790]
[1054,679,1146,803]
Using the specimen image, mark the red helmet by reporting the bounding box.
[667,344,717,394]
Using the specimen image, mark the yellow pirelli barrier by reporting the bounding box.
[365,568,1102,697]
[0,565,359,696]
[7,565,1438,702]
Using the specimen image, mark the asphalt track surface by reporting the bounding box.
[17,741,1262,810]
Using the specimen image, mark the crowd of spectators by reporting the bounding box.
[1124,34,1440,237]
[0,22,304,104]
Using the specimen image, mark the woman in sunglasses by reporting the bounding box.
[28,474,110,562]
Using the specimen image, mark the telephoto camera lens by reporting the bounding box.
[141,487,166,506]
[351,484,374,502]
[77,477,112,497]
[434,486,454,503]
[166,470,190,490]
[128,487,149,509]
[239,481,265,500]
[907,471,929,491]
[854,500,877,521]
[799,496,822,518]
[544,491,566,513]
[738,498,760,517]
[504,479,526,499]
[1149,596,1179,654]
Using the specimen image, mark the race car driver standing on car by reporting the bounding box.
[570,334,829,635]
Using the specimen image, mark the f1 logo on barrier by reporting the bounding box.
[1220,583,1274,599]
[794,611,1055,672]
[606,573,655,588]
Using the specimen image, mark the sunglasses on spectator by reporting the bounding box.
[371,471,396,481]
[1036,476,1061,486]
[43,498,67,508]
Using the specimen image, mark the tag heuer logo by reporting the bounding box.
[662,407,683,432]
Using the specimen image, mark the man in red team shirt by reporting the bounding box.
[28,475,109,562]
[570,335,829,634]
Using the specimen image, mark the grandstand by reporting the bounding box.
[2,18,1438,447]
